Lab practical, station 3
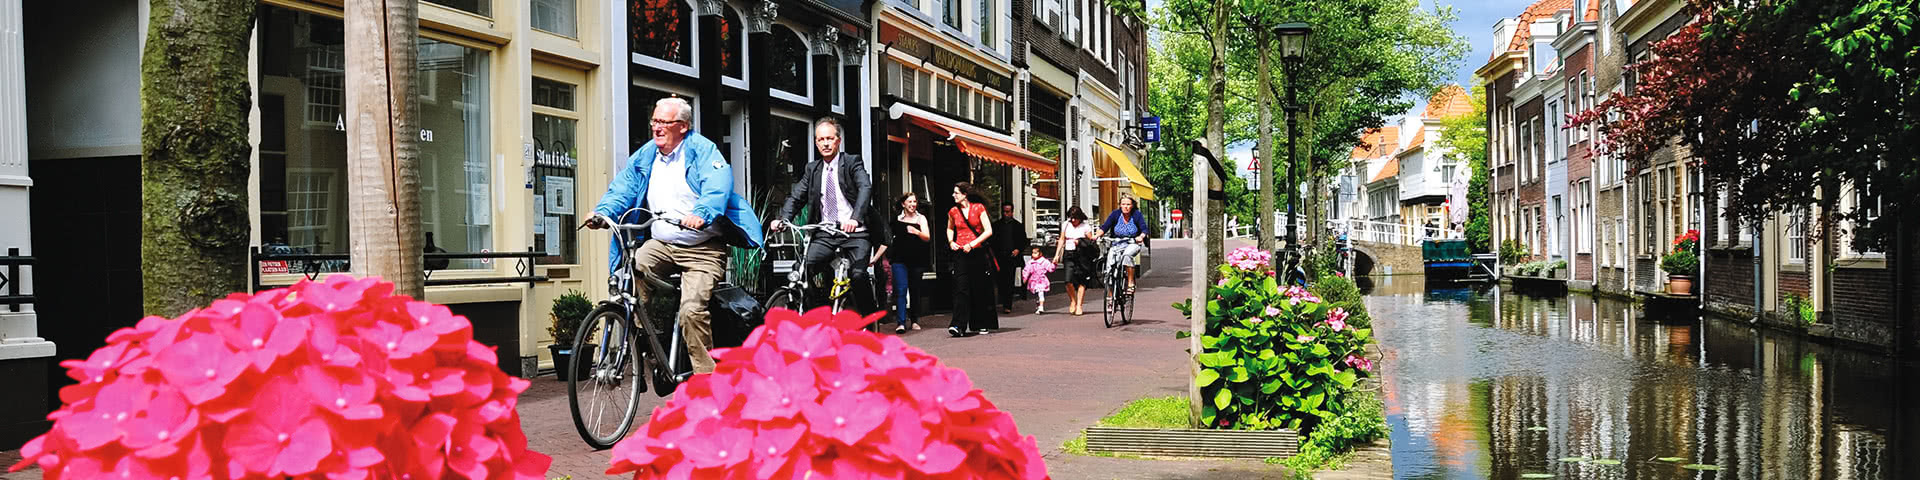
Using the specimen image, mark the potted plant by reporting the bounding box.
[1661,230,1701,295]
[547,289,594,380]
[1547,260,1568,279]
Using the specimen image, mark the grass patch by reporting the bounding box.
[1279,390,1388,476]
[1063,395,1193,456]
[1098,395,1190,429]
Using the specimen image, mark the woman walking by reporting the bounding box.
[946,182,998,336]
[888,192,931,333]
[1053,206,1099,316]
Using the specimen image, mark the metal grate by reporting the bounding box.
[1083,427,1299,459]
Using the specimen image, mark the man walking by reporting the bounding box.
[993,202,1028,313]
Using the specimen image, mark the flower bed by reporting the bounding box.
[1176,247,1375,433]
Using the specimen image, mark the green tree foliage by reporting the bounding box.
[1436,86,1490,253]
[1571,0,1917,251]
[141,0,257,316]
[1147,0,1466,248]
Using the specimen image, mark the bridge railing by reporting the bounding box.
[1334,218,1459,247]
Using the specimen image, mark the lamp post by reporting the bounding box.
[1276,23,1311,251]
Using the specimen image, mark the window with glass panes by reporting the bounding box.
[257,6,493,270]
[532,76,579,264]
[531,0,576,37]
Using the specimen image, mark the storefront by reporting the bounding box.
[871,5,1050,309]
[248,0,619,376]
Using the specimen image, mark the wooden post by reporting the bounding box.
[345,0,423,298]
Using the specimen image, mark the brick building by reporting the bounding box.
[1012,0,1152,234]
[1590,0,1631,296]
[1478,0,1570,265]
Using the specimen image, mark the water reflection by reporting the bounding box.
[1369,282,1919,479]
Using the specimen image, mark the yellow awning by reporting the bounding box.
[1096,140,1155,200]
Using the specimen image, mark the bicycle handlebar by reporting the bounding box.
[784,222,850,238]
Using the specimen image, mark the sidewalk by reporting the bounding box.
[2,239,1295,479]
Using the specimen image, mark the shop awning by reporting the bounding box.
[1095,140,1155,200]
[892,104,1057,174]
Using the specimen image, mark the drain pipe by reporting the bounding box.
[1750,218,1763,325]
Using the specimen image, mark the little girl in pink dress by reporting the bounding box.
[1023,250,1057,314]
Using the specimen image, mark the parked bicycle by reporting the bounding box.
[761,223,868,328]
[567,207,738,449]
[1101,237,1139,328]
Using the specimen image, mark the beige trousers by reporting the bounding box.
[631,239,728,374]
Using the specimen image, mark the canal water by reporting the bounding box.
[1362,276,1919,479]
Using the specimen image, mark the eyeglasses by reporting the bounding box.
[649,119,686,128]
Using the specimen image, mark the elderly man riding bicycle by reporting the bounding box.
[582,97,762,375]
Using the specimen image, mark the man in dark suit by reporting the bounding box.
[992,202,1028,313]
[772,117,877,313]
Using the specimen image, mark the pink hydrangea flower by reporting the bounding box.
[607,307,1048,479]
[1264,306,1281,317]
[1344,355,1374,373]
[11,275,552,479]
[1297,335,1317,343]
[1323,308,1349,331]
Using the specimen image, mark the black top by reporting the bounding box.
[888,216,930,267]
[992,217,1028,258]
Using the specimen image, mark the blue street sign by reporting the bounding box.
[1141,116,1161,142]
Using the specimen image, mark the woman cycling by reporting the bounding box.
[1097,195,1149,294]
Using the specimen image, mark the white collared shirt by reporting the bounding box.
[820,153,856,228]
[646,145,717,246]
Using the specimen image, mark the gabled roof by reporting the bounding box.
[1421,85,1475,119]
[1348,126,1401,160]
[1369,158,1400,183]
[1399,130,1427,156]
[1495,0,1576,60]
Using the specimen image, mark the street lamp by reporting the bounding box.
[1275,22,1311,251]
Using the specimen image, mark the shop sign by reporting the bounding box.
[879,22,1014,93]
[260,260,290,275]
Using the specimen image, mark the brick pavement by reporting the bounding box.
[3,239,1298,479]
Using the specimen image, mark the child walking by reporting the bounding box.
[1023,249,1056,314]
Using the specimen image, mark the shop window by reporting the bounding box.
[721,7,744,78]
[257,7,493,270]
[755,116,812,220]
[533,104,579,264]
[531,0,576,37]
[631,0,694,68]
[431,0,490,16]
[533,77,575,110]
[770,25,808,96]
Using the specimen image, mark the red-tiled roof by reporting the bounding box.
[1496,0,1576,60]
[1348,126,1401,160]
[1422,85,1475,119]
[1369,158,1400,183]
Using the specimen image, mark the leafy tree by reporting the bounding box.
[141,0,257,316]
[1570,0,1917,251]
[1436,85,1489,252]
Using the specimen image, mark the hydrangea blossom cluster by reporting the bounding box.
[606,307,1048,479]
[10,276,552,479]
[1225,246,1273,272]
[1281,285,1323,305]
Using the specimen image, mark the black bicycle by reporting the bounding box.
[762,223,868,327]
[567,208,726,449]
[1101,237,1139,328]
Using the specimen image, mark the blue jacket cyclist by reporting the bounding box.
[584,97,762,374]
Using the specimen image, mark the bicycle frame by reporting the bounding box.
[595,208,691,385]
[773,223,855,313]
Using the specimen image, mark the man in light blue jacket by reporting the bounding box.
[584,97,762,374]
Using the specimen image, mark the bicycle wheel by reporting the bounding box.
[1101,268,1119,329]
[765,287,805,315]
[1122,280,1136,325]
[568,304,643,450]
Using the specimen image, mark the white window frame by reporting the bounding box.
[767,20,814,106]
[1840,181,1884,258]
[1784,207,1808,264]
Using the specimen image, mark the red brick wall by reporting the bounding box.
[1706,249,1755,310]
[1832,267,1894,325]
[1779,270,1810,299]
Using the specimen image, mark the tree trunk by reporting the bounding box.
[345,0,424,298]
[1255,29,1276,251]
[140,0,257,317]
[1204,0,1227,277]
